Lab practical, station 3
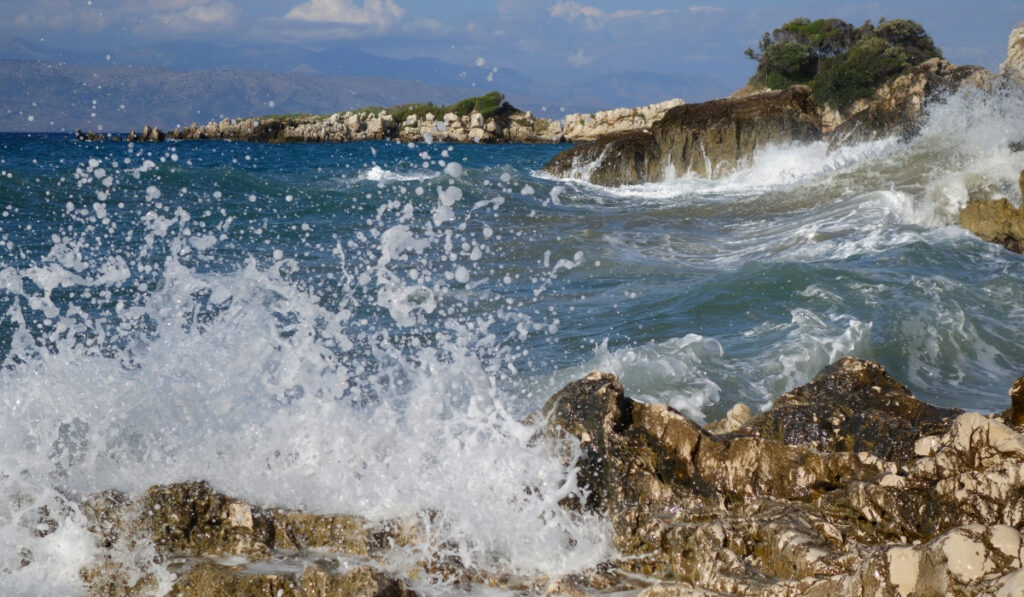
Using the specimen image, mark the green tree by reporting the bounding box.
[744,17,942,107]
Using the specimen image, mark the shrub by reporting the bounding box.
[745,17,941,108]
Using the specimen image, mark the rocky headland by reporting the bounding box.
[79,96,685,146]
[49,357,1024,595]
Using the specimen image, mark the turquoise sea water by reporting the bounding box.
[2,87,1024,592]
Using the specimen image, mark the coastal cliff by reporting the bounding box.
[75,358,1024,595]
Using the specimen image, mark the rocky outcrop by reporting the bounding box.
[1001,22,1024,84]
[828,58,994,146]
[543,357,1024,595]
[51,357,1024,595]
[156,99,684,146]
[561,99,685,142]
[544,86,821,185]
[959,169,1024,253]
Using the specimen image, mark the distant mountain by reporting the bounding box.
[0,36,731,132]
[0,60,479,133]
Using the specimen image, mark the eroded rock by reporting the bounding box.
[544,86,821,185]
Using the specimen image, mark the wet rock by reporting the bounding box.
[829,58,994,146]
[544,86,821,184]
[1010,374,1024,426]
[541,131,661,187]
[543,359,1024,595]
[172,561,413,597]
[653,85,821,178]
[959,169,1024,253]
[746,356,962,464]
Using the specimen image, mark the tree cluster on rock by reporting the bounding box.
[744,17,942,108]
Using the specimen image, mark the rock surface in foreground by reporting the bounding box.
[544,86,821,185]
[64,357,1024,595]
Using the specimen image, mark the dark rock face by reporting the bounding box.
[543,86,821,185]
[652,85,821,178]
[959,169,1024,254]
[747,357,962,464]
[541,131,661,186]
[828,58,994,146]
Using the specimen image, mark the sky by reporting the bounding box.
[0,0,1021,92]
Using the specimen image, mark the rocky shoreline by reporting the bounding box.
[38,357,1023,595]
[76,98,685,146]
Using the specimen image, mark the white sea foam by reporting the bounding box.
[363,164,437,182]
[0,155,615,592]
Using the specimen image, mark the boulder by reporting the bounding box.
[1001,22,1024,83]
[958,169,1024,253]
[544,86,821,185]
[541,131,661,186]
[829,58,993,146]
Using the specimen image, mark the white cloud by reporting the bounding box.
[689,5,725,13]
[118,0,239,32]
[567,48,594,68]
[285,0,404,28]
[2,0,109,30]
[549,2,672,29]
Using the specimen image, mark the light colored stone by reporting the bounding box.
[879,473,906,488]
[1001,22,1024,83]
[914,435,941,457]
[989,525,1022,561]
[941,531,990,583]
[887,546,921,596]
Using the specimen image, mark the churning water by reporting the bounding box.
[2,87,1024,593]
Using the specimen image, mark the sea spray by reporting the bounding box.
[0,138,614,592]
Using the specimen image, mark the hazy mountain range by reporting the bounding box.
[0,36,729,133]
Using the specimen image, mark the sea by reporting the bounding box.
[2,87,1024,594]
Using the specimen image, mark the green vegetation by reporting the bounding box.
[744,18,941,107]
[257,91,515,124]
[350,91,512,122]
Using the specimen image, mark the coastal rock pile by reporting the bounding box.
[69,357,1024,595]
[959,169,1024,254]
[161,99,685,145]
[543,86,821,185]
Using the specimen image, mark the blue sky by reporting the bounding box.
[1,1,1020,91]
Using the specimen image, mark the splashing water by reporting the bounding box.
[2,85,1024,593]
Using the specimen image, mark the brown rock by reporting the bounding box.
[544,86,821,184]
[746,356,962,464]
[959,175,1024,253]
[1010,375,1024,426]
[541,131,661,187]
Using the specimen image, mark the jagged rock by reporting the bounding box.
[829,58,994,146]
[959,169,1024,253]
[544,86,821,184]
[542,358,1024,595]
[746,357,961,464]
[73,358,1024,596]
[1001,22,1024,84]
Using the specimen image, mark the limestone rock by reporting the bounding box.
[1001,22,1024,83]
[959,169,1024,253]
